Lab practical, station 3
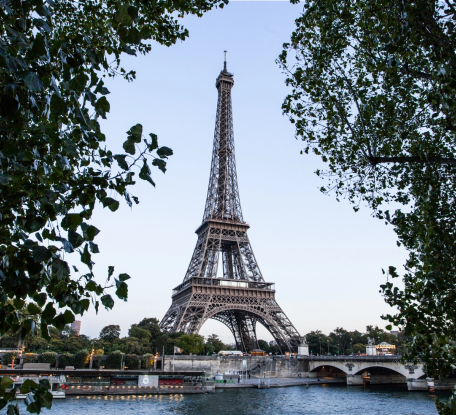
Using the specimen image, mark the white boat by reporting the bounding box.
[13,375,66,399]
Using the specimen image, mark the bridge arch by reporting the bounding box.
[354,365,406,377]
[310,364,348,377]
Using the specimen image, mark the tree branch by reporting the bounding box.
[369,156,456,165]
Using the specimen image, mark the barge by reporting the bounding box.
[0,370,211,397]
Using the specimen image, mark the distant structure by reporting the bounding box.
[71,321,81,335]
[160,58,301,353]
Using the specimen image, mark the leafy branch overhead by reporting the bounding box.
[0,0,227,412]
[280,0,456,412]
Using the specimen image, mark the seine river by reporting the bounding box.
[14,385,444,414]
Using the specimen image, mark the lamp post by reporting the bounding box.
[350,338,353,355]
[327,339,329,355]
[120,353,125,370]
[319,337,322,356]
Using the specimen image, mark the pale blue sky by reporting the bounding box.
[78,1,406,343]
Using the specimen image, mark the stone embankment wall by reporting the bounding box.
[164,356,302,378]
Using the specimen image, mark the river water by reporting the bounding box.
[15,385,443,414]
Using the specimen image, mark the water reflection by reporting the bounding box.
[15,385,443,415]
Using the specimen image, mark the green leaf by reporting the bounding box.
[94,96,110,118]
[101,197,119,212]
[119,273,130,282]
[126,27,141,44]
[81,223,100,241]
[157,146,173,159]
[101,294,114,309]
[63,309,75,324]
[114,154,129,170]
[139,160,155,186]
[127,124,142,143]
[41,303,56,324]
[39,390,53,409]
[29,33,47,59]
[20,380,38,394]
[148,133,158,150]
[50,94,65,117]
[61,214,83,231]
[68,73,89,95]
[51,259,70,280]
[123,138,136,155]
[108,266,114,281]
[0,377,14,389]
[68,229,84,248]
[27,303,41,315]
[0,174,12,184]
[115,281,128,300]
[114,4,133,25]
[89,241,99,253]
[33,293,47,307]
[81,244,92,269]
[152,158,167,173]
[32,246,52,263]
[86,281,97,292]
[94,80,110,95]
[17,71,44,92]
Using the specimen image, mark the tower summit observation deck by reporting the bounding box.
[160,59,301,353]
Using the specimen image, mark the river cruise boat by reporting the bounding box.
[13,375,66,399]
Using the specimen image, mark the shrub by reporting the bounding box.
[2,352,17,366]
[74,349,89,369]
[40,352,57,366]
[91,355,107,369]
[125,354,139,370]
[142,354,154,370]
[58,353,74,368]
[105,350,123,369]
[22,354,38,364]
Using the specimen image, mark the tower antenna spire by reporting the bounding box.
[224,50,227,71]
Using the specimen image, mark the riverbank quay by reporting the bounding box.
[0,369,212,395]
[214,377,345,389]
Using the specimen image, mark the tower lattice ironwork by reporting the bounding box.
[160,60,301,352]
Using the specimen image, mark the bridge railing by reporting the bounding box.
[299,355,403,361]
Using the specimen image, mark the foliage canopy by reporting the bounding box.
[279,0,456,403]
[0,0,227,411]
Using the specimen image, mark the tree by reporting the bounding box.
[258,340,271,354]
[99,325,121,343]
[128,327,151,341]
[1,0,227,410]
[205,334,226,354]
[306,331,326,355]
[176,334,204,355]
[279,0,456,410]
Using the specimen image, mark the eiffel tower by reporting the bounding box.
[160,59,301,352]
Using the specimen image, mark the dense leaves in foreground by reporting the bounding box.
[279,0,456,412]
[0,0,227,412]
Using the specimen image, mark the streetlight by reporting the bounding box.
[327,339,329,355]
[350,338,353,355]
[319,337,322,356]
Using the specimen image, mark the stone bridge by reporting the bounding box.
[299,356,425,386]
